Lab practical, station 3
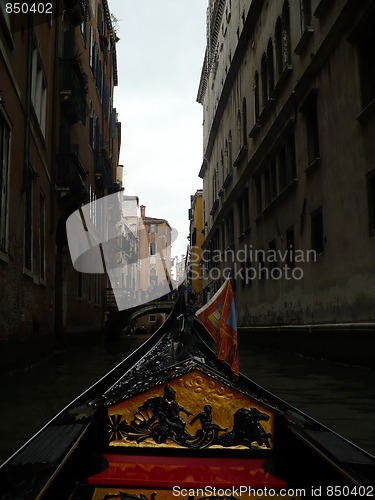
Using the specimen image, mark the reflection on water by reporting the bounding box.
[0,335,146,464]
[239,344,375,455]
[0,334,374,464]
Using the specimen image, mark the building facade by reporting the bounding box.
[139,205,173,302]
[0,0,121,371]
[197,0,375,328]
[188,189,204,297]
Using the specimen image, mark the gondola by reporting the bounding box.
[0,292,374,500]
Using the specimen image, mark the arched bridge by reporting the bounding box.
[105,298,175,337]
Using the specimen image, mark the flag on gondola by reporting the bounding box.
[195,278,239,377]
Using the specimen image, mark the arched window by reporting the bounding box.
[254,71,260,121]
[242,97,247,144]
[282,0,291,66]
[275,18,283,78]
[267,38,274,97]
[261,53,268,107]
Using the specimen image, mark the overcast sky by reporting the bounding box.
[108,0,207,261]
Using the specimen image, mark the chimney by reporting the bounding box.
[140,205,146,220]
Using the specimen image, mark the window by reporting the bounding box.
[264,162,278,206]
[24,169,33,271]
[150,267,157,287]
[191,227,197,247]
[285,226,295,267]
[254,71,260,121]
[301,91,320,165]
[267,39,274,97]
[311,208,324,254]
[80,2,87,46]
[212,170,217,200]
[281,1,291,66]
[300,0,312,33]
[275,18,283,79]
[39,193,45,281]
[89,26,93,68]
[150,242,156,256]
[242,98,247,144]
[237,110,242,150]
[0,113,10,253]
[96,60,103,98]
[31,42,47,136]
[367,172,375,236]
[286,133,297,182]
[356,9,375,109]
[261,53,268,107]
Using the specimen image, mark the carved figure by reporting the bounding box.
[132,385,193,444]
[216,407,272,448]
[190,405,227,436]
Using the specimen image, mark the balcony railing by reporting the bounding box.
[56,150,88,199]
[94,150,113,188]
[60,59,88,124]
[64,0,86,26]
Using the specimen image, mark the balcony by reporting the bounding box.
[94,150,113,189]
[60,59,88,125]
[64,0,86,26]
[56,148,88,204]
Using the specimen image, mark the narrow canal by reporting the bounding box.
[0,332,374,464]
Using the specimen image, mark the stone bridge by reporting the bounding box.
[104,296,175,336]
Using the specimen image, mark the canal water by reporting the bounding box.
[0,333,374,464]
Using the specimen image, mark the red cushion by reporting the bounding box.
[88,454,286,489]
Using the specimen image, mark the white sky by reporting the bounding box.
[108,0,207,260]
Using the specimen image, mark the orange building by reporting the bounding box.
[138,205,173,302]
